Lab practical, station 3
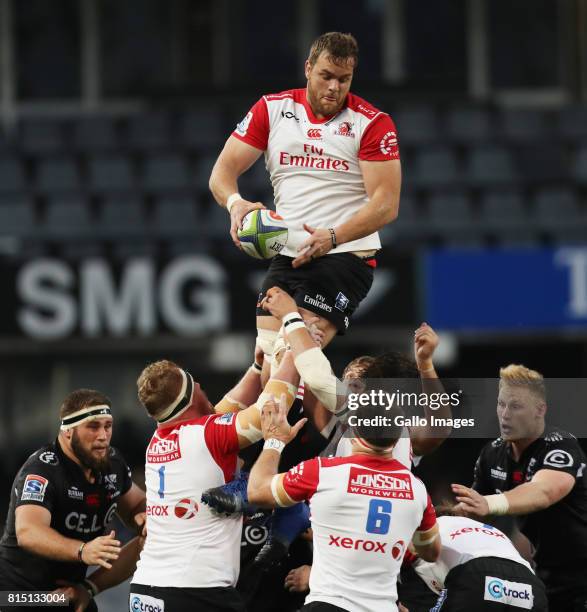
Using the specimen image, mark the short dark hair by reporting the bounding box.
[364,352,419,379]
[308,32,359,68]
[59,389,111,419]
[352,400,404,452]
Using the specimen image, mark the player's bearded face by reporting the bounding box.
[71,418,113,472]
[305,52,354,118]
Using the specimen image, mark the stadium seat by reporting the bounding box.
[142,154,191,193]
[427,191,476,235]
[19,118,64,154]
[0,156,27,193]
[393,107,438,145]
[203,200,230,238]
[88,155,136,193]
[35,157,81,193]
[532,187,584,236]
[516,145,568,183]
[179,110,225,151]
[465,145,518,186]
[194,155,217,191]
[444,106,493,144]
[112,240,159,261]
[0,195,36,238]
[479,189,537,244]
[61,241,105,260]
[499,108,551,143]
[125,112,173,150]
[410,146,462,188]
[71,115,118,151]
[152,195,198,238]
[44,196,93,238]
[97,195,148,238]
[557,106,587,143]
[384,191,421,243]
[572,144,587,185]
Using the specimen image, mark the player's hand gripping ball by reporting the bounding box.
[237,209,288,259]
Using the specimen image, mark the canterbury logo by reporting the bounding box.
[307,129,322,139]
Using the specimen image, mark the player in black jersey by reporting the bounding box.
[452,364,587,611]
[0,389,146,611]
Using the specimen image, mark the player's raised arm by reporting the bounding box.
[234,348,300,449]
[261,287,345,415]
[209,104,267,246]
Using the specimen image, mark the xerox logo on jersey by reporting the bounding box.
[147,433,181,463]
[307,128,322,140]
[379,131,399,157]
[347,468,414,499]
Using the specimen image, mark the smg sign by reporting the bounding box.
[16,255,228,339]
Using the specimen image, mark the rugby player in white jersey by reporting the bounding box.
[209,31,402,377]
[129,352,301,612]
[405,511,548,611]
[248,393,441,612]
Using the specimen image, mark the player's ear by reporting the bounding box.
[304,60,312,79]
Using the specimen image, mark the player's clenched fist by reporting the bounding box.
[229,199,265,247]
[80,530,121,569]
[414,322,439,372]
[260,286,298,319]
[284,564,311,592]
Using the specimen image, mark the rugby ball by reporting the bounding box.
[237,209,288,259]
[174,497,198,519]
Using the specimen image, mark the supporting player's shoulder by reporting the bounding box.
[263,89,299,102]
[27,443,61,471]
[345,92,387,124]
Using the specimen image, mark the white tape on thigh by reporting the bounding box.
[257,328,278,357]
[294,347,338,413]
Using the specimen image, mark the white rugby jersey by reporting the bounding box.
[413,516,533,595]
[233,89,400,257]
[132,413,242,588]
[335,427,419,469]
[282,454,436,612]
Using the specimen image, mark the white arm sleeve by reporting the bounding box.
[294,347,340,413]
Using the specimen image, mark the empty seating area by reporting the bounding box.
[0,102,586,258]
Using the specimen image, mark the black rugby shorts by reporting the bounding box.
[431,556,548,611]
[129,583,246,612]
[256,253,375,333]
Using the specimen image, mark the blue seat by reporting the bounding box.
[36,157,81,193]
[0,156,26,193]
[427,191,476,234]
[499,109,550,143]
[97,195,148,237]
[557,106,587,143]
[444,107,492,144]
[179,110,225,151]
[19,118,64,154]
[44,196,93,238]
[516,145,567,182]
[143,154,191,192]
[152,195,198,238]
[410,147,462,188]
[532,187,582,230]
[88,155,135,193]
[393,107,438,145]
[465,145,518,186]
[0,196,35,238]
[71,116,118,151]
[125,112,173,150]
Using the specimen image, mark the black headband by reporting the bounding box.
[157,371,194,424]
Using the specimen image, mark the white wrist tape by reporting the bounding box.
[485,493,510,515]
[226,192,242,213]
[294,347,337,413]
[257,328,278,357]
[264,438,286,453]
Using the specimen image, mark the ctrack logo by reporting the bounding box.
[484,577,533,609]
[307,128,322,139]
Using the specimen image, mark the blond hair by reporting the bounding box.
[137,360,183,419]
[308,32,359,67]
[499,364,546,401]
